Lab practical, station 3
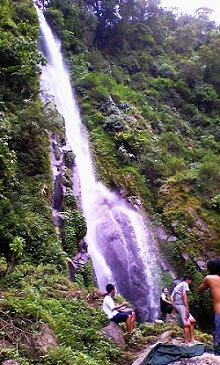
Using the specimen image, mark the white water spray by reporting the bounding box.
[37,8,161,321]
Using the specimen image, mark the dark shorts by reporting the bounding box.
[213,314,220,345]
[161,304,173,315]
[111,311,132,324]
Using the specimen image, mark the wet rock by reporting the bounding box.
[53,174,63,210]
[159,330,173,342]
[103,115,126,133]
[155,226,177,242]
[127,196,142,208]
[171,220,179,227]
[196,260,207,271]
[35,323,58,353]
[167,235,178,242]
[182,252,190,261]
[64,149,75,168]
[99,98,121,115]
[118,145,136,164]
[101,321,125,347]
[124,115,138,127]
[118,102,130,110]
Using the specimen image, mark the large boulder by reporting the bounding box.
[101,321,125,347]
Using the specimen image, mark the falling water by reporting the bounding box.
[37,8,161,321]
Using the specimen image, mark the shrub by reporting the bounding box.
[62,210,87,257]
[210,195,220,212]
[164,155,187,177]
[45,8,65,37]
[160,132,186,156]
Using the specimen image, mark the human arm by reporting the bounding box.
[102,295,127,317]
[161,293,172,305]
[182,289,189,316]
[198,277,209,293]
[170,293,175,308]
[113,301,127,310]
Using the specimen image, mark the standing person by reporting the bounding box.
[170,274,196,345]
[198,258,220,346]
[160,287,175,320]
[102,283,136,333]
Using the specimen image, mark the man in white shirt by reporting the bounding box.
[102,283,136,333]
[171,274,196,345]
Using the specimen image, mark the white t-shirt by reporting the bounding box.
[161,293,167,301]
[102,295,118,319]
[172,281,189,306]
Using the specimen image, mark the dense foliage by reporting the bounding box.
[0,0,219,362]
[0,0,67,268]
[0,264,124,364]
[44,0,220,270]
[43,0,220,331]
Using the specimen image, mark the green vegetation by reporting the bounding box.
[44,0,220,268]
[0,264,123,364]
[0,0,220,362]
[44,0,219,331]
[0,263,213,364]
[0,0,65,270]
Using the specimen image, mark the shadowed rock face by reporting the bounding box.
[53,174,63,211]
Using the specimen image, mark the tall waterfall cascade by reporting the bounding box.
[37,8,162,321]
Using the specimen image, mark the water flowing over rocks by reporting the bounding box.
[38,8,176,323]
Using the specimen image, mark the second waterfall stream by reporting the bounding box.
[37,7,161,322]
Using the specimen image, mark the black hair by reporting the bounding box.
[183,274,193,281]
[162,287,168,291]
[207,258,220,275]
[106,283,115,293]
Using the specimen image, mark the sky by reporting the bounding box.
[161,0,220,24]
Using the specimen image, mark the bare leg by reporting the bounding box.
[130,312,136,332]
[126,315,132,333]
[126,312,136,333]
[183,327,190,344]
[190,323,195,343]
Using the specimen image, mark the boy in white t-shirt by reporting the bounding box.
[171,274,196,345]
[102,283,136,333]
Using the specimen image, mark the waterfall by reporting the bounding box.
[37,8,162,322]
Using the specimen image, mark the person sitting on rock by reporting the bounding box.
[102,283,136,333]
[160,287,175,320]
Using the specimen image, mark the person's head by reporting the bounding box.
[106,283,115,296]
[162,287,169,294]
[207,258,220,275]
[183,274,193,285]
